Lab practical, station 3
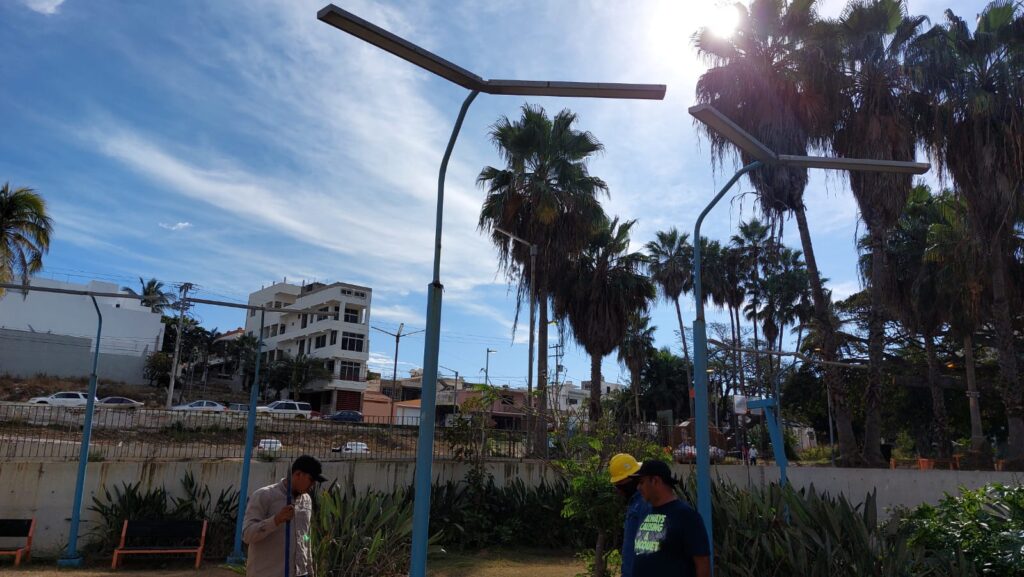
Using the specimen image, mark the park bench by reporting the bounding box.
[0,518,35,567]
[111,519,207,569]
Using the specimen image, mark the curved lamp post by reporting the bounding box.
[688,103,929,566]
[317,6,665,576]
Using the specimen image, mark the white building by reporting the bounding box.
[0,277,165,384]
[244,281,371,413]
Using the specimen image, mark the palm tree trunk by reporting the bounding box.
[729,305,740,399]
[589,352,603,422]
[674,298,695,419]
[794,205,860,466]
[963,334,987,452]
[988,253,1024,462]
[633,367,642,424]
[923,330,950,459]
[862,233,886,467]
[734,306,746,396]
[537,286,550,448]
[593,528,608,577]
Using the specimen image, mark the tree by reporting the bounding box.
[640,348,692,421]
[124,277,174,313]
[822,0,929,467]
[553,217,655,422]
[144,352,172,387]
[908,1,1024,462]
[0,182,52,297]
[267,353,330,401]
[618,313,656,423]
[478,104,608,423]
[731,218,771,389]
[645,228,694,399]
[693,0,863,465]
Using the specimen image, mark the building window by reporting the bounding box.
[270,325,278,337]
[341,331,364,352]
[247,331,253,337]
[301,314,307,329]
[339,361,361,381]
[279,324,286,335]
[326,360,336,376]
[249,308,255,317]
[315,334,327,349]
[330,330,338,346]
[354,291,366,298]
[569,399,579,406]
[317,306,329,321]
[341,288,353,296]
[297,339,305,355]
[344,308,359,323]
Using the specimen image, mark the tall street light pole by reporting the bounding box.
[688,103,929,565]
[372,324,425,406]
[483,348,496,386]
[318,7,665,576]
[493,227,536,408]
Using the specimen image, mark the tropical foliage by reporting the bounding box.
[0,182,52,297]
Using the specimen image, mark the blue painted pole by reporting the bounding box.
[409,88,479,577]
[228,308,266,566]
[748,398,787,485]
[58,296,103,567]
[692,160,762,568]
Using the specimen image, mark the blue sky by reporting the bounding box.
[1,0,985,389]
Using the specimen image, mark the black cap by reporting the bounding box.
[292,455,327,483]
[629,459,678,485]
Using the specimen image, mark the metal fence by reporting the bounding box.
[0,404,535,462]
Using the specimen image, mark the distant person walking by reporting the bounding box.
[748,446,758,466]
[242,455,327,577]
[608,453,651,577]
[630,460,710,577]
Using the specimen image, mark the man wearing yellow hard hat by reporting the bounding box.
[608,453,651,577]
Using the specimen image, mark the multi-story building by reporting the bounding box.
[244,281,371,413]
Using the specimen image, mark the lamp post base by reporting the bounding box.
[57,555,84,568]
[226,553,247,566]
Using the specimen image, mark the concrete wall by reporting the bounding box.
[1,459,1018,557]
[0,329,148,384]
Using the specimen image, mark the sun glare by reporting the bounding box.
[707,3,741,38]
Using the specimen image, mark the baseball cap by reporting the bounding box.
[292,455,327,482]
[628,459,678,486]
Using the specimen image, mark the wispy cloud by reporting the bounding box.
[20,0,64,15]
[159,221,192,231]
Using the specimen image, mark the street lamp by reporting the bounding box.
[688,103,929,559]
[483,348,497,386]
[317,7,666,576]
[493,227,537,408]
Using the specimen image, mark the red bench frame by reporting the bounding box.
[0,518,35,567]
[111,519,207,569]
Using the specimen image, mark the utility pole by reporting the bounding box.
[165,282,193,409]
[483,348,496,386]
[372,324,425,405]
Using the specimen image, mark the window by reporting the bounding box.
[301,314,307,329]
[247,331,253,337]
[270,325,278,337]
[330,330,338,346]
[341,288,353,296]
[326,360,336,375]
[274,301,281,308]
[315,335,327,349]
[249,308,255,317]
[279,324,286,335]
[354,291,366,298]
[317,306,329,321]
[341,332,364,352]
[298,340,305,355]
[344,308,359,323]
[339,361,361,381]
[568,398,579,406]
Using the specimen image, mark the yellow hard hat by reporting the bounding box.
[608,453,641,484]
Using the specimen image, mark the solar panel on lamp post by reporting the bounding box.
[687,103,930,565]
[317,6,666,576]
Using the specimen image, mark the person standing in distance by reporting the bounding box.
[608,453,651,577]
[242,455,327,577]
[630,460,710,577]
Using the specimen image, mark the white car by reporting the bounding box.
[673,444,727,463]
[171,400,226,412]
[256,400,313,419]
[332,441,370,454]
[28,391,95,407]
[97,396,144,409]
[256,438,283,451]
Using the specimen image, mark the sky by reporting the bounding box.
[1,0,988,390]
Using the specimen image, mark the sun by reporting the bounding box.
[706,3,741,38]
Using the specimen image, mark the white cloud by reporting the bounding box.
[158,221,192,231]
[21,0,64,15]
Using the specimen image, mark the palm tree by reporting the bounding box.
[732,218,771,387]
[720,245,748,395]
[693,0,862,464]
[0,182,53,297]
[553,217,655,422]
[618,313,657,423]
[908,1,1024,462]
[124,277,174,313]
[478,104,608,422]
[821,0,929,467]
[644,228,694,399]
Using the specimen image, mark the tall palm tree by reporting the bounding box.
[553,217,655,422]
[618,313,657,423]
[693,0,863,464]
[732,218,771,387]
[644,228,694,397]
[822,0,929,467]
[124,277,174,313]
[0,182,53,297]
[478,104,608,421]
[908,1,1024,461]
[720,245,748,395]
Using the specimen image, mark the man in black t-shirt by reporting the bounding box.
[629,460,711,577]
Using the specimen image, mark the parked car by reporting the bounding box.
[171,400,226,412]
[673,444,726,463]
[327,410,363,423]
[256,438,283,452]
[227,403,249,412]
[332,441,370,454]
[97,396,144,409]
[27,392,95,407]
[256,400,312,419]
